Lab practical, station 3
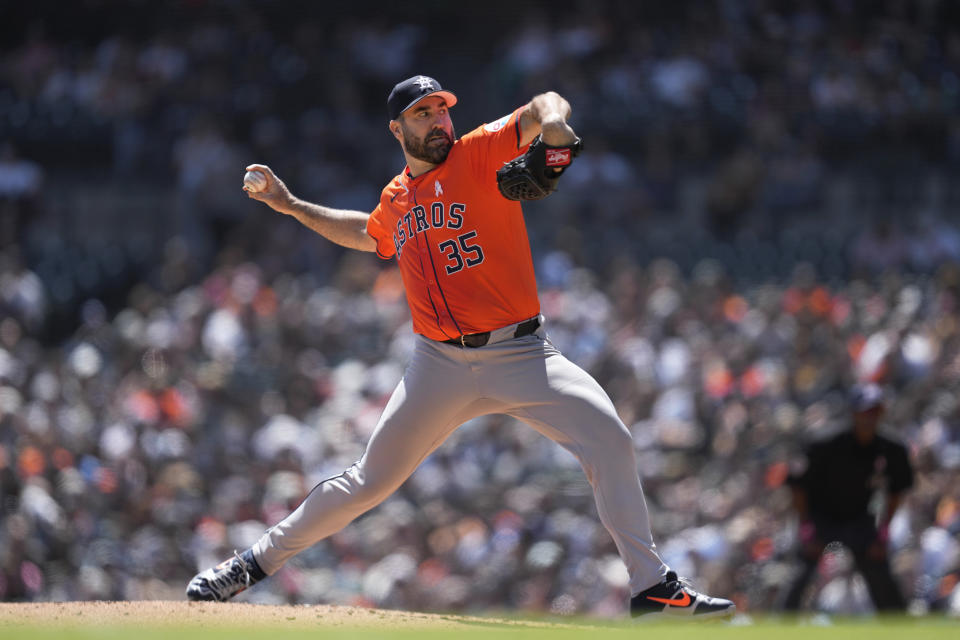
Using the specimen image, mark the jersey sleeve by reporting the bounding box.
[366,201,395,260]
[459,105,528,176]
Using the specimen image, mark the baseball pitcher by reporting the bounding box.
[186,75,734,619]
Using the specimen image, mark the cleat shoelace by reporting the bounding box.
[205,551,251,600]
[665,574,696,603]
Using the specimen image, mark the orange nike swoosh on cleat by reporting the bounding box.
[647,592,692,607]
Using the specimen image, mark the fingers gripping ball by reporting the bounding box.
[496,135,582,201]
[243,170,268,193]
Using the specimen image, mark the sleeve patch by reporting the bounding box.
[484,113,512,133]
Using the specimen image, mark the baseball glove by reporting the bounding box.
[496,135,582,201]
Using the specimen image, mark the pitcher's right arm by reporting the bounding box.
[244,164,376,252]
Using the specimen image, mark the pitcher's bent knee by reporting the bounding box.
[569,418,637,483]
[340,465,403,511]
[592,417,635,453]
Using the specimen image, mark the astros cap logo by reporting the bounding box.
[414,76,435,91]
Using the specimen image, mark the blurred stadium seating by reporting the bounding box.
[1,0,959,616]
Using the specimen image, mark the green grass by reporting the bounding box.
[4,617,959,640]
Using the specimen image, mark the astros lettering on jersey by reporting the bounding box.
[366,108,540,341]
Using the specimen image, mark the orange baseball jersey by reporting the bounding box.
[366,107,540,341]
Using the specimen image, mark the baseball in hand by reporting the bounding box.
[244,170,268,192]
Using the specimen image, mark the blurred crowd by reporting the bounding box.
[1,0,960,618]
[2,241,960,615]
[2,1,960,297]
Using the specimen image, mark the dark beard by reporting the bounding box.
[402,126,455,164]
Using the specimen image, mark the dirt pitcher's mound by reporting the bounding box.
[0,601,582,631]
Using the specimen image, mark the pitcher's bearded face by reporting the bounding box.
[400,121,454,164]
[395,97,455,164]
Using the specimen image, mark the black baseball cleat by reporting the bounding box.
[630,571,736,620]
[186,549,267,602]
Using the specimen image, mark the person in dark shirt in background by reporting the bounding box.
[782,383,914,611]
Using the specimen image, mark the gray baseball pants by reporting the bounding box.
[252,316,668,595]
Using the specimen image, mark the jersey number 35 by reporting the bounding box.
[438,231,485,275]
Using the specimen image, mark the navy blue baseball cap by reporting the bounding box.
[388,75,457,120]
[850,383,884,412]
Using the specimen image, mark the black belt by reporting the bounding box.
[442,317,540,348]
